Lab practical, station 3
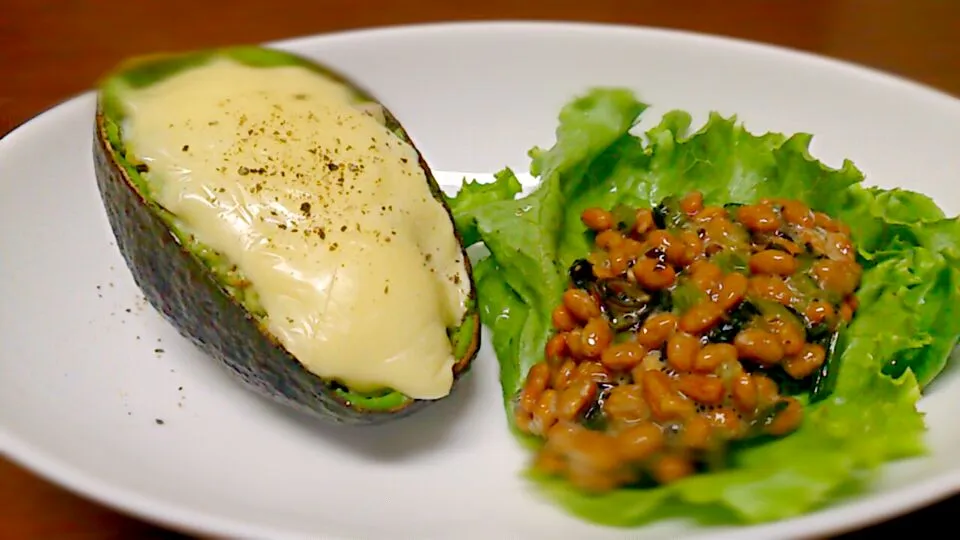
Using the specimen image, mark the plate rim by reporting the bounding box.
[2,19,959,540]
[4,19,960,144]
[273,20,960,106]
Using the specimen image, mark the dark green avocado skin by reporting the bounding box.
[91,49,481,425]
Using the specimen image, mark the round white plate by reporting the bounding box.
[3,21,960,540]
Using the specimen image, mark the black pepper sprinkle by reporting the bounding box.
[340,225,347,232]
[155,419,165,425]
[300,202,311,216]
[238,166,250,176]
[181,144,189,152]
[135,163,149,173]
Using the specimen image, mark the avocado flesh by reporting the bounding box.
[93,46,481,423]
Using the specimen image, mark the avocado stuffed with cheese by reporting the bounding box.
[92,46,481,424]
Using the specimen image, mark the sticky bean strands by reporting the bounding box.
[517,192,862,493]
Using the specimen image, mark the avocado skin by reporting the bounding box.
[92,49,481,425]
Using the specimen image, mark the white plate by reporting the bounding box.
[2,21,960,540]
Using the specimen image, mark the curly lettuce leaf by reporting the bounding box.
[444,169,523,247]
[446,88,960,526]
[450,89,649,405]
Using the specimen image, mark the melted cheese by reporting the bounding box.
[119,58,470,400]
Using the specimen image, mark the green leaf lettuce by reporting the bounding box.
[446,88,960,525]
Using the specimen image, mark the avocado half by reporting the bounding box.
[92,46,481,425]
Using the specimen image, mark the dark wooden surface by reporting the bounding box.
[2,0,958,537]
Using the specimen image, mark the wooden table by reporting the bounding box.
[2,0,959,537]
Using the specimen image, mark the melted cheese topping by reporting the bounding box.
[119,58,470,400]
